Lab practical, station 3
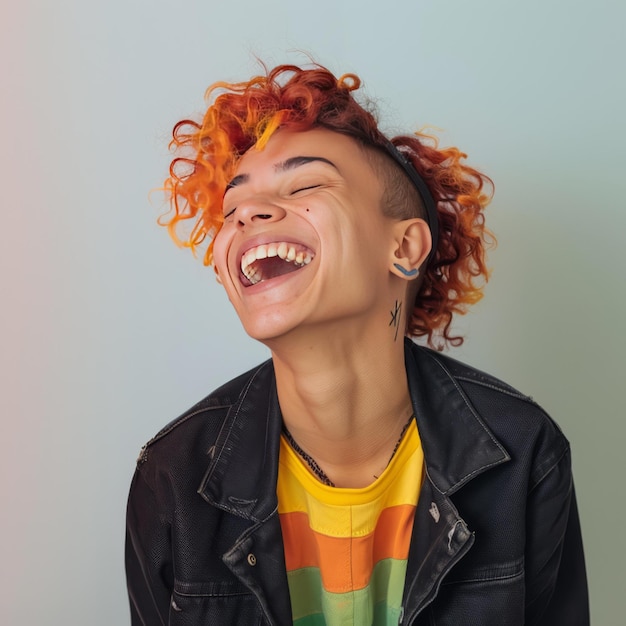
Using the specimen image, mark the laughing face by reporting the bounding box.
[212,128,404,345]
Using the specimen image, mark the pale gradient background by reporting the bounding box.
[1,0,624,624]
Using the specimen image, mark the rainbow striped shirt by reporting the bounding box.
[277,422,423,625]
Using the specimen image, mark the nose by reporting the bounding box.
[234,199,286,229]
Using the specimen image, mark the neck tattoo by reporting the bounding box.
[389,300,402,341]
[282,413,415,488]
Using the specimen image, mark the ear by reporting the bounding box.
[389,218,432,280]
[214,265,223,285]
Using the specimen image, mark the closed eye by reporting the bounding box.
[290,184,321,195]
[223,184,321,218]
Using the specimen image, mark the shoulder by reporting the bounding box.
[134,359,273,469]
[410,343,570,486]
[414,344,535,401]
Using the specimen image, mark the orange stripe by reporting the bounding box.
[280,504,415,593]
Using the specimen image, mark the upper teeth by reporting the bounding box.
[241,242,313,284]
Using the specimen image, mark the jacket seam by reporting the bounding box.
[207,364,270,481]
[445,457,510,496]
[173,589,253,598]
[525,482,573,607]
[528,445,571,494]
[454,375,535,402]
[424,468,444,496]
[142,403,233,451]
[441,569,524,585]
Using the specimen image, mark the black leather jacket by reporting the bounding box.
[126,341,589,625]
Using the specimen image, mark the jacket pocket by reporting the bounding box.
[169,579,265,625]
[428,560,525,626]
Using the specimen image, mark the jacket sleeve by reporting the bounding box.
[125,463,174,626]
[524,447,589,625]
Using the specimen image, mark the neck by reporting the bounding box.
[267,323,413,487]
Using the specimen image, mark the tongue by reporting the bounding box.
[254,257,302,281]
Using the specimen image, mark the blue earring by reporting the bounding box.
[394,263,419,277]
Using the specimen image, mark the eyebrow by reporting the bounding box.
[224,155,338,193]
[225,174,249,192]
[275,155,338,172]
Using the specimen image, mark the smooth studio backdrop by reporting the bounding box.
[1,1,624,623]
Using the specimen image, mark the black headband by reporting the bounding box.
[381,140,439,266]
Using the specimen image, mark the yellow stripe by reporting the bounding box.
[277,422,422,537]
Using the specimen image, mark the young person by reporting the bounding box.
[126,64,588,625]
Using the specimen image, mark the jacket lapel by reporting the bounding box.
[401,343,510,621]
[197,360,292,625]
[406,343,510,495]
[198,360,281,523]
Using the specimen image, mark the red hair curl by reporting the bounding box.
[162,63,494,349]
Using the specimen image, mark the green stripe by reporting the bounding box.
[289,558,407,625]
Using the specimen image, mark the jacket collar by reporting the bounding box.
[198,341,510,519]
[197,360,282,522]
[405,340,510,495]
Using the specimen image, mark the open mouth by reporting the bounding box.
[240,242,314,286]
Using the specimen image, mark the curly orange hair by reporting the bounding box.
[162,63,494,349]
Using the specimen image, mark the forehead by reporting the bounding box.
[233,127,375,177]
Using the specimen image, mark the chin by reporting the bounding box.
[239,314,299,345]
